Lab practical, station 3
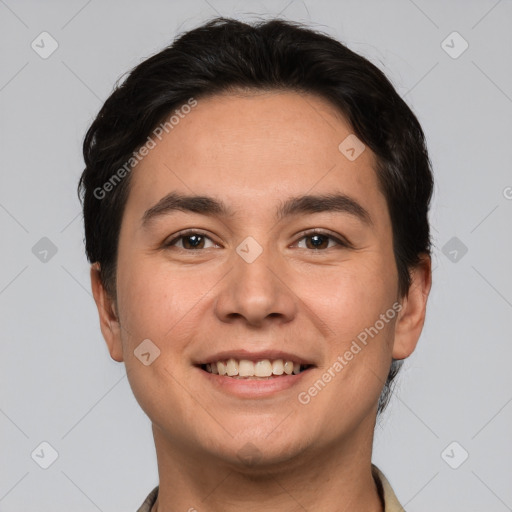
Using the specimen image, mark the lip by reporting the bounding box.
[195,349,315,366]
[197,365,314,398]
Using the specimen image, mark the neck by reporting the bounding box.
[150,421,383,512]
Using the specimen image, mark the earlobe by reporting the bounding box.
[90,263,124,362]
[392,255,432,360]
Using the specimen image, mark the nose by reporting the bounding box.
[213,241,297,327]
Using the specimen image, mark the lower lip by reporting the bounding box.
[196,366,313,398]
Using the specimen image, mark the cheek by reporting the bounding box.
[302,270,398,431]
[304,255,398,343]
[115,256,207,343]
[114,258,205,426]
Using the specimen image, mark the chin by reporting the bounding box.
[203,429,308,471]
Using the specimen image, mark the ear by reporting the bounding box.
[392,254,432,360]
[90,263,124,362]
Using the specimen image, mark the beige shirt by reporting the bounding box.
[136,464,405,511]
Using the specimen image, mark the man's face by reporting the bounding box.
[104,91,404,467]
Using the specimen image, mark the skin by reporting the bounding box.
[91,91,431,512]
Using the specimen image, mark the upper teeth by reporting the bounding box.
[205,358,305,377]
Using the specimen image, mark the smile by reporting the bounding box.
[201,358,312,378]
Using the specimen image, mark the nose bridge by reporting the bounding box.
[214,235,296,326]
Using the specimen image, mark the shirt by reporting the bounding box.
[137,464,405,512]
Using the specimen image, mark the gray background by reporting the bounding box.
[1,0,511,510]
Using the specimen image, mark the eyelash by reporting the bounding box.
[163,229,351,251]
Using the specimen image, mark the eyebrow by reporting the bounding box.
[141,191,373,227]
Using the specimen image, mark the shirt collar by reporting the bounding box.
[137,465,405,512]
[372,464,406,512]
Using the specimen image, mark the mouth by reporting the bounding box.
[198,358,314,379]
[194,351,316,398]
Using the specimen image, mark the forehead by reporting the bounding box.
[126,90,385,219]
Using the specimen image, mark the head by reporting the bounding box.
[79,17,432,467]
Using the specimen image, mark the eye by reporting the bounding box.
[163,229,350,251]
[164,230,219,250]
[294,230,350,250]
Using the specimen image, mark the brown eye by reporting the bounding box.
[295,230,349,250]
[305,234,330,250]
[165,231,217,250]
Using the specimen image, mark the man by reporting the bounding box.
[79,17,433,511]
